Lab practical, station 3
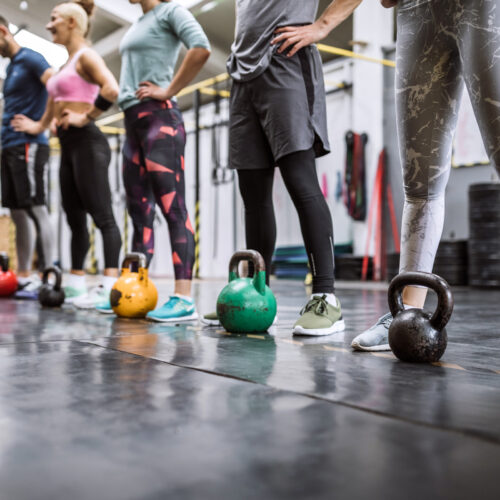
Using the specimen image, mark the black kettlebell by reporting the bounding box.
[388,272,454,363]
[38,266,65,308]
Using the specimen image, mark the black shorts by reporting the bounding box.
[229,45,330,170]
[1,143,49,208]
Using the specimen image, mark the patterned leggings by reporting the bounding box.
[123,99,195,279]
[396,0,500,273]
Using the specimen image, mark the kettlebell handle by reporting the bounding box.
[0,252,9,272]
[42,266,63,290]
[229,250,266,276]
[121,252,147,271]
[228,250,266,294]
[388,271,454,332]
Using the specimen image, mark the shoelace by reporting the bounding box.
[378,313,393,328]
[87,286,106,299]
[22,279,42,291]
[300,294,329,316]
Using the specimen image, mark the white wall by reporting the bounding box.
[351,3,394,256]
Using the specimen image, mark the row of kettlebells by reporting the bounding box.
[1,250,454,364]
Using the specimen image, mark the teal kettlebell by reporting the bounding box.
[216,250,277,333]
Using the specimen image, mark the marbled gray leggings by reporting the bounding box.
[396,0,500,273]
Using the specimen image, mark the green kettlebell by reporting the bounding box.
[216,250,277,333]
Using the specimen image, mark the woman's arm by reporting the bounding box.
[271,0,364,57]
[135,47,210,102]
[10,97,55,135]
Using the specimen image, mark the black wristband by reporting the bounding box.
[94,94,113,111]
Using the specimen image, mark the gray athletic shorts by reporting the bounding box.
[229,45,330,170]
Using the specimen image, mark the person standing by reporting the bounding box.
[105,0,210,322]
[11,0,122,308]
[203,0,363,335]
[0,16,55,299]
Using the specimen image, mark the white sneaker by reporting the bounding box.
[14,274,42,300]
[351,312,392,351]
[73,285,110,309]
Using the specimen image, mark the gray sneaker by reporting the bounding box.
[351,312,392,351]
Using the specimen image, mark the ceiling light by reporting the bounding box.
[200,1,217,13]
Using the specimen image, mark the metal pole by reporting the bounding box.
[193,89,201,278]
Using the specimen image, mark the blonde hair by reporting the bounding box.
[57,0,94,37]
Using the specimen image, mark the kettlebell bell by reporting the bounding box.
[388,271,454,363]
[38,267,65,307]
[0,253,18,297]
[216,250,277,333]
[110,252,158,318]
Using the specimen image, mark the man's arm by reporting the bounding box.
[271,0,364,57]
[40,67,54,85]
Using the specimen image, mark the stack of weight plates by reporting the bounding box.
[335,255,372,280]
[433,240,468,286]
[469,183,500,287]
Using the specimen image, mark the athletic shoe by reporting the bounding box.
[351,312,392,351]
[146,296,198,323]
[73,285,110,309]
[201,311,279,327]
[64,285,88,304]
[201,311,220,326]
[292,295,345,336]
[14,275,42,300]
[95,299,115,315]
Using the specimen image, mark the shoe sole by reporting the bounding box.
[96,308,115,315]
[293,319,345,336]
[147,312,199,323]
[200,318,220,326]
[14,294,38,300]
[64,296,87,305]
[74,303,103,310]
[351,341,390,352]
[201,316,278,328]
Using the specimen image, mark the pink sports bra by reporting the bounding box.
[46,48,99,104]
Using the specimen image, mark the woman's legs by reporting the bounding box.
[128,102,195,297]
[122,132,156,267]
[396,1,465,308]
[70,129,121,277]
[147,122,195,294]
[352,1,465,349]
[458,0,500,177]
[59,149,89,273]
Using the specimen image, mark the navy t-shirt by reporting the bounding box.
[1,47,50,148]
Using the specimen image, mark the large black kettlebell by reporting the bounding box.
[388,272,454,363]
[38,267,65,307]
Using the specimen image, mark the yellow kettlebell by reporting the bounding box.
[110,252,158,318]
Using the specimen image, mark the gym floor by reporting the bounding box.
[1,278,499,500]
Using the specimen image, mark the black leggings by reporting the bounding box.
[58,124,121,270]
[237,148,335,293]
